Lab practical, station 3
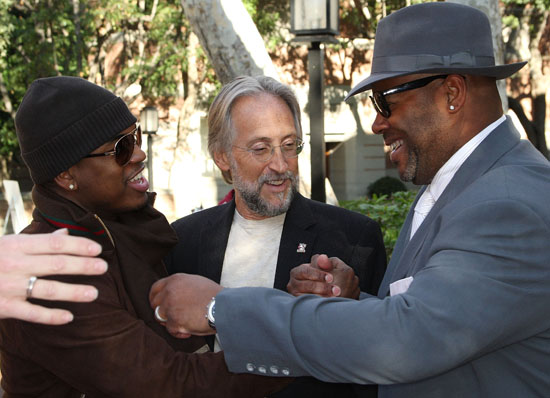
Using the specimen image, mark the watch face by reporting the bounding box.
[207,298,216,330]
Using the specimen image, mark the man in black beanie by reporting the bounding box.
[0,76,287,397]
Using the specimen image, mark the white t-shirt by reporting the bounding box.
[214,209,286,351]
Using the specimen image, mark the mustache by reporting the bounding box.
[258,171,296,184]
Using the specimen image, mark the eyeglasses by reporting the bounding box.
[370,75,449,118]
[83,124,142,166]
[233,138,304,162]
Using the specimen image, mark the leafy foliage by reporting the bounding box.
[341,191,417,258]
[243,0,289,50]
[0,0,209,169]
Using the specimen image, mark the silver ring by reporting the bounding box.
[26,276,37,298]
[154,306,168,323]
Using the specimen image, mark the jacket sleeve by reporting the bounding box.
[216,198,550,384]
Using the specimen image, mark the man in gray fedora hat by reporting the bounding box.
[150,2,550,397]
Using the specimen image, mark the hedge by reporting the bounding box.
[340,190,417,259]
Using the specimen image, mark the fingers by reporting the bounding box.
[330,259,361,299]
[0,232,107,324]
[1,230,103,257]
[311,254,336,272]
[0,232,107,278]
[0,299,75,325]
[20,255,107,278]
[30,279,99,302]
[292,264,332,283]
[288,255,359,298]
[149,277,167,306]
[167,325,192,339]
[0,249,107,277]
[287,264,335,296]
[149,274,221,336]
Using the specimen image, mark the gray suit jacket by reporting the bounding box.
[215,119,550,397]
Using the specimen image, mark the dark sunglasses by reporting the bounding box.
[370,75,449,118]
[84,124,142,166]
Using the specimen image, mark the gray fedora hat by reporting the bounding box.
[346,2,527,99]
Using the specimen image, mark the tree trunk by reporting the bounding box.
[72,0,82,74]
[171,31,201,183]
[533,94,549,158]
[527,9,549,159]
[505,3,550,158]
[448,0,508,110]
[181,0,278,83]
[0,73,15,120]
[508,96,539,145]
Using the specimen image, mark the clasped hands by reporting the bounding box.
[149,254,359,338]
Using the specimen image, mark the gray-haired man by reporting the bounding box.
[163,75,387,398]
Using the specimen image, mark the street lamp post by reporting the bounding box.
[140,106,159,191]
[291,0,339,203]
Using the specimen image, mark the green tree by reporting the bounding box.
[0,0,218,179]
[503,0,550,159]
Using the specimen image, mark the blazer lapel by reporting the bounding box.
[377,188,423,297]
[273,194,317,290]
[380,119,521,295]
[199,201,235,283]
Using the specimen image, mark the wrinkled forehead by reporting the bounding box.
[230,95,298,141]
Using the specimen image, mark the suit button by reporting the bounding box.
[246,363,255,372]
[281,368,290,376]
[258,365,267,374]
[269,366,279,374]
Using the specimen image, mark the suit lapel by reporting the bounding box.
[380,119,521,296]
[273,194,317,290]
[199,201,235,283]
[378,188,423,297]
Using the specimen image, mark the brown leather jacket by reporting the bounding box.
[0,186,288,397]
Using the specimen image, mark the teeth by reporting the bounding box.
[268,180,284,186]
[390,140,404,152]
[129,172,142,183]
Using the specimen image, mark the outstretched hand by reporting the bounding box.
[287,254,360,299]
[0,229,107,325]
[149,273,223,338]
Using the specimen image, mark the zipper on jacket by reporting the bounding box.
[94,214,115,247]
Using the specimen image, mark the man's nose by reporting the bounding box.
[130,144,146,163]
[371,112,390,135]
[267,147,288,173]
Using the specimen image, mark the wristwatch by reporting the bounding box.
[206,297,216,331]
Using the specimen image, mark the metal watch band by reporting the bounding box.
[206,297,216,331]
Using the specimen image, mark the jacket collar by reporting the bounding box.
[199,192,318,290]
[380,118,521,296]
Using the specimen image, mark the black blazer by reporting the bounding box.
[165,193,387,398]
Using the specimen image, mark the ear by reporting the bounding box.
[54,170,77,192]
[213,151,231,172]
[445,74,467,113]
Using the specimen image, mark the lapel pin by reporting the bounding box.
[297,243,307,253]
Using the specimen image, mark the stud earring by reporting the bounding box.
[69,184,75,190]
[449,105,455,110]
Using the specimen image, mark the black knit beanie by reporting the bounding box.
[16,76,137,184]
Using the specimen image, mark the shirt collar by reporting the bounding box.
[428,115,506,201]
